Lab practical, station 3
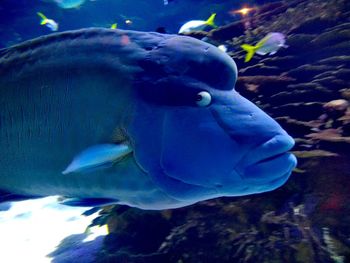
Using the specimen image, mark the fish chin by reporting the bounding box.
[230,133,297,192]
[159,108,242,189]
[243,152,297,184]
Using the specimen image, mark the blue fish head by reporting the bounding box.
[129,34,297,205]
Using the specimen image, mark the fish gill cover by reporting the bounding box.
[0,0,349,262]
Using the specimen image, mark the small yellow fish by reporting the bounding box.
[37,12,58,31]
[241,32,287,62]
[110,23,117,29]
[178,13,217,34]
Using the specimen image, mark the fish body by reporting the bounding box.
[0,28,296,210]
[241,32,287,62]
[37,12,59,31]
[178,13,217,34]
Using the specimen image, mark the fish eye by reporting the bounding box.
[196,91,211,107]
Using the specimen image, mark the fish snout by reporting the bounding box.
[211,91,290,144]
[211,91,297,194]
[237,134,297,185]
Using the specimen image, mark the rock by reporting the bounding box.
[333,68,350,81]
[275,116,319,138]
[254,2,286,18]
[314,41,350,60]
[311,77,348,91]
[239,63,280,75]
[323,99,349,112]
[314,68,350,82]
[292,150,339,158]
[286,82,326,92]
[306,129,350,152]
[324,22,350,32]
[261,56,302,70]
[306,128,343,140]
[311,28,350,48]
[343,121,350,136]
[237,75,296,84]
[270,102,324,121]
[289,17,338,35]
[269,88,335,106]
[340,89,350,100]
[287,64,335,81]
[318,55,350,66]
[236,75,296,97]
[286,33,317,52]
[252,2,289,22]
[104,208,172,255]
[207,21,245,41]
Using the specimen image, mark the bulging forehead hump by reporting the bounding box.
[151,35,238,91]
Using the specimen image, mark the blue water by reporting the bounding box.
[1,0,349,262]
[0,0,276,47]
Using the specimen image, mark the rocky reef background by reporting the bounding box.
[86,0,350,262]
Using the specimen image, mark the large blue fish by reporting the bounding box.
[0,28,297,210]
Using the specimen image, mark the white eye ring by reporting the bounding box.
[196,91,211,107]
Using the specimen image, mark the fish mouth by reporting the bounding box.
[244,134,295,165]
[256,152,289,165]
[243,152,297,184]
[237,134,297,183]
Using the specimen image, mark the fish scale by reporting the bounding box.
[0,29,160,77]
[0,28,185,209]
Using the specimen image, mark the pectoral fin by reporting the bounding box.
[62,144,132,175]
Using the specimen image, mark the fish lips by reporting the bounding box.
[235,134,297,186]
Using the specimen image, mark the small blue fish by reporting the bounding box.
[241,32,288,62]
[0,28,296,210]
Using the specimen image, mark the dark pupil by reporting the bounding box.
[196,94,203,101]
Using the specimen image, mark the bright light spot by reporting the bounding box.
[218,45,227,53]
[230,6,255,16]
[0,196,105,262]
